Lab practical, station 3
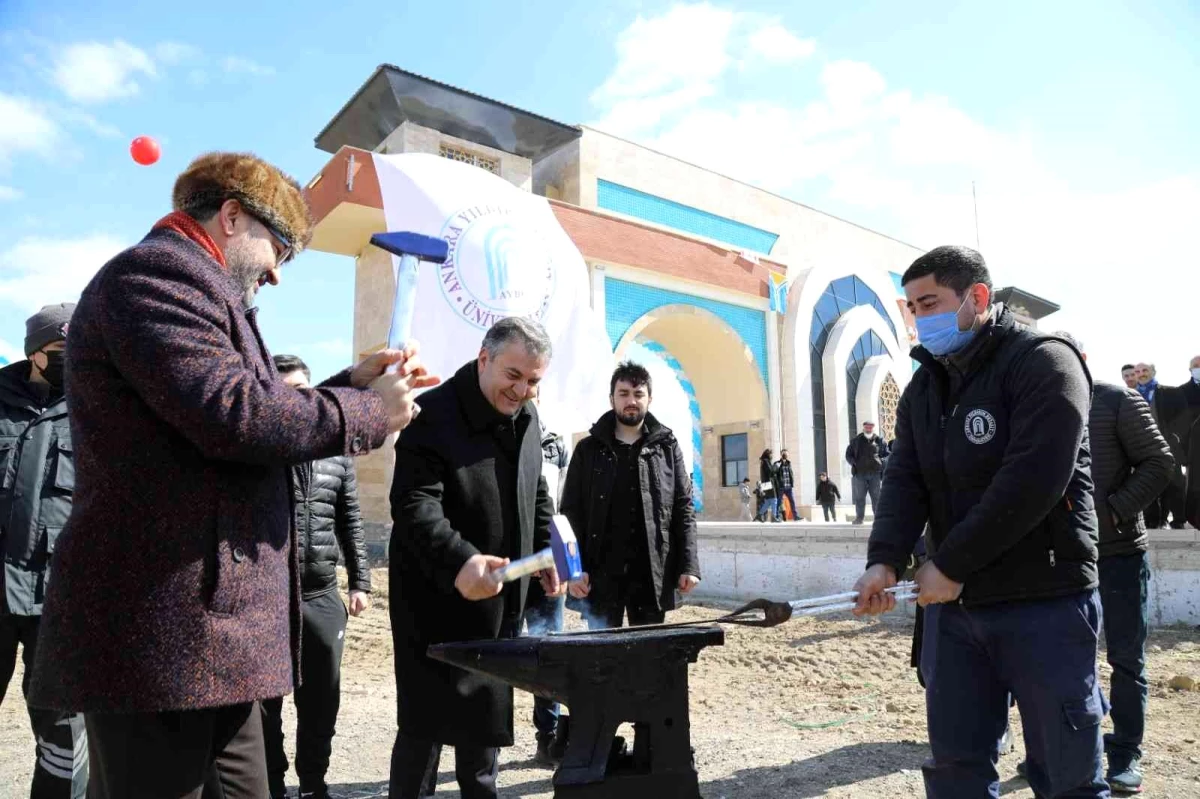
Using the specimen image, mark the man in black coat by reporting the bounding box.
[260,355,374,799]
[1056,333,1173,792]
[1,303,87,798]
[853,246,1108,798]
[845,421,890,524]
[562,361,701,629]
[1134,362,1188,529]
[387,318,560,799]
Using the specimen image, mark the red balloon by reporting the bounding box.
[130,136,160,166]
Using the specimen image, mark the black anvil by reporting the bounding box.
[429,625,724,797]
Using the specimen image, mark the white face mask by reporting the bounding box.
[1192,367,1200,382]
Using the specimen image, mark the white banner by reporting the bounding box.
[373,152,614,435]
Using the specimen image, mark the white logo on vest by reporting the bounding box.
[964,409,997,445]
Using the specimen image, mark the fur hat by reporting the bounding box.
[172,152,313,254]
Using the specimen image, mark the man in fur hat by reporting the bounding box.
[30,152,439,799]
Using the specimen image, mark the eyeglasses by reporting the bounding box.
[248,212,293,266]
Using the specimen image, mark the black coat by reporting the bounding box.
[758,456,777,498]
[1,361,73,617]
[388,361,552,747]
[292,456,370,599]
[867,307,1098,606]
[815,479,841,505]
[846,434,890,476]
[1087,383,1174,558]
[560,411,700,613]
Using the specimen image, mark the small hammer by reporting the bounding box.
[369,232,450,372]
[492,515,584,584]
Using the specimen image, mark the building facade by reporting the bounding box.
[304,65,1053,538]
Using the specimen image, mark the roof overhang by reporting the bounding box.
[993,286,1061,319]
[315,65,582,160]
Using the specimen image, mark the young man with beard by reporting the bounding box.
[853,246,1108,798]
[563,362,701,629]
[29,152,435,798]
[387,317,561,799]
[1,304,87,798]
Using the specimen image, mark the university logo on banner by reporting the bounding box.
[373,153,613,435]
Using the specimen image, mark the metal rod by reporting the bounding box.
[787,581,917,610]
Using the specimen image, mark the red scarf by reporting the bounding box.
[152,211,227,268]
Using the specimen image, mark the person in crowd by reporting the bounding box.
[1,304,87,798]
[815,472,841,522]
[387,317,560,799]
[29,152,434,798]
[522,390,570,766]
[1185,355,1200,528]
[739,477,754,521]
[845,421,890,524]
[853,245,1109,798]
[562,361,701,629]
[774,449,797,522]
[1051,332,1173,793]
[1135,362,1188,529]
[260,354,374,799]
[756,448,778,522]
[1121,364,1138,390]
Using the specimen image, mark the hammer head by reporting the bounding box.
[370,231,449,264]
[551,515,584,582]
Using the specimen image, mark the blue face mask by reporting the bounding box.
[916,293,976,356]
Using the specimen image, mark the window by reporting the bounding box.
[439,143,499,175]
[721,433,749,487]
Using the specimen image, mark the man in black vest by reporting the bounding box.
[1052,332,1173,793]
[853,246,1108,798]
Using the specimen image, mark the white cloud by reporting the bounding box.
[52,40,157,104]
[222,56,276,77]
[154,41,201,65]
[0,337,21,365]
[0,234,127,311]
[0,93,61,164]
[747,24,815,64]
[0,186,23,201]
[592,2,1200,387]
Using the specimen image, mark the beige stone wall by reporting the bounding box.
[378,121,532,191]
[700,420,769,520]
[532,139,582,204]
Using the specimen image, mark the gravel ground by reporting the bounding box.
[4,570,1199,798]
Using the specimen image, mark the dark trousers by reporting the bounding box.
[261,590,348,796]
[388,734,499,799]
[0,612,88,798]
[921,591,1109,799]
[821,501,836,522]
[1098,552,1150,768]
[851,473,882,522]
[522,589,564,737]
[85,701,266,798]
[587,567,665,629]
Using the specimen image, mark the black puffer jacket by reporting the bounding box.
[293,456,370,599]
[1088,382,1174,558]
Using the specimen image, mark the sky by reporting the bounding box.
[1,0,1197,385]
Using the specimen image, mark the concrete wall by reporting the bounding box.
[693,524,1200,627]
[379,121,532,191]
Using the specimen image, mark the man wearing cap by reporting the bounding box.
[29,152,438,798]
[1,303,87,798]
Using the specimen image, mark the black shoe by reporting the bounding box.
[549,715,570,761]
[535,733,560,768]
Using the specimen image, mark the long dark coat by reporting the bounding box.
[29,225,389,713]
[388,360,552,747]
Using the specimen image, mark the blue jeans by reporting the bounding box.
[921,591,1109,799]
[523,590,565,737]
[1098,552,1150,767]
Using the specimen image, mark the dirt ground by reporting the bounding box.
[3,569,1199,798]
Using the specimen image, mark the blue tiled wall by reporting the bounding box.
[597,180,779,255]
[605,278,769,388]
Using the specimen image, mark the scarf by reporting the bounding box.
[152,211,226,268]
[1136,379,1158,402]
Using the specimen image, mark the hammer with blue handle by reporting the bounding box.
[492,515,584,585]
[369,231,450,372]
